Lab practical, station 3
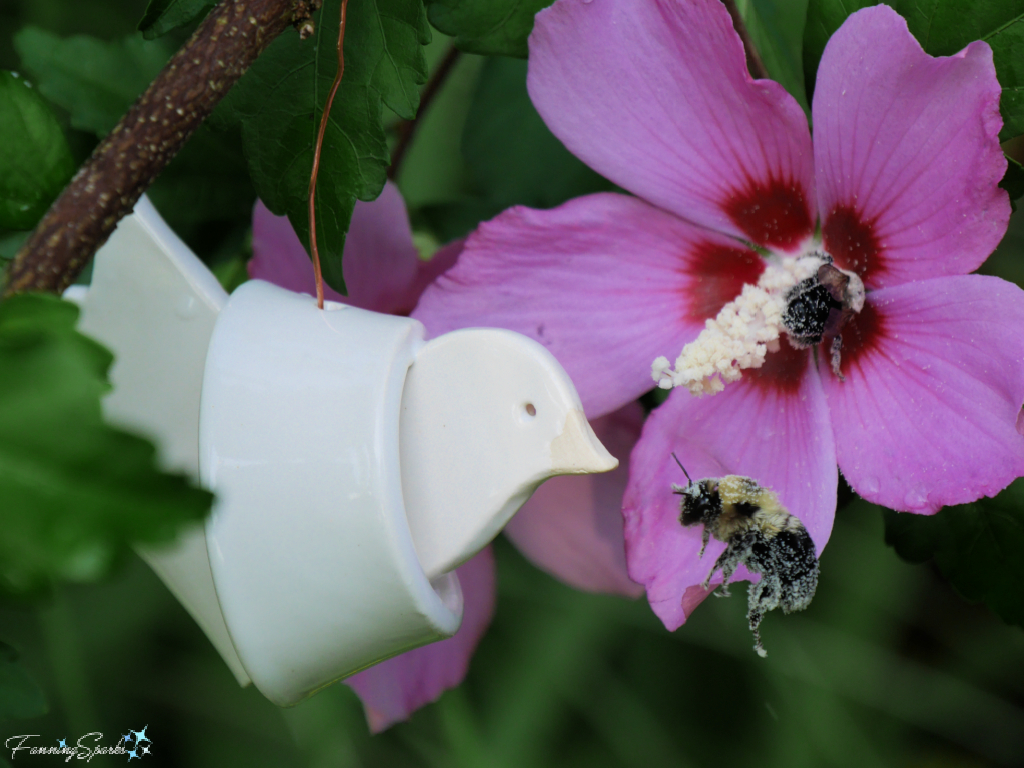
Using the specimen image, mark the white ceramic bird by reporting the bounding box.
[70,198,617,706]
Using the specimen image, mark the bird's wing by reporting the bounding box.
[72,196,249,685]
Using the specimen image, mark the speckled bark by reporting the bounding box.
[3,0,322,296]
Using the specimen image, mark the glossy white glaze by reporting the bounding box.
[201,281,463,706]
[401,328,617,579]
[73,197,248,685]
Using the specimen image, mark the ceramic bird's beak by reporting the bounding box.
[550,409,618,475]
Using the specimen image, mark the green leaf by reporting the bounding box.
[214,0,430,293]
[0,294,213,595]
[14,27,171,136]
[739,0,809,112]
[426,0,553,58]
[804,1,1024,140]
[147,125,256,236]
[0,232,29,261]
[0,71,74,230]
[422,55,612,241]
[883,480,1024,628]
[803,0,870,99]
[0,641,47,722]
[1000,154,1024,210]
[138,0,216,39]
[463,56,612,210]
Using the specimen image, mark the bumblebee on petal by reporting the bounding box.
[671,455,819,658]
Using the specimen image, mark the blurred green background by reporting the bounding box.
[3,502,1024,767]
[2,1,1024,766]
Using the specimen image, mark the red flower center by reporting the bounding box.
[822,205,882,285]
[748,336,808,394]
[830,300,885,378]
[683,243,765,323]
[723,176,813,252]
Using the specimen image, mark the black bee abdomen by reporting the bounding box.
[746,528,819,614]
[782,277,841,347]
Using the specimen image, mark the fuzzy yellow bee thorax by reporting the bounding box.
[712,475,804,542]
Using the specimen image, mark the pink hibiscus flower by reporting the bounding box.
[248,182,642,731]
[414,0,1024,631]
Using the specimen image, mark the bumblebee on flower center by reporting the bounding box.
[652,247,865,396]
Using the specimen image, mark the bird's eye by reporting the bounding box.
[523,402,537,418]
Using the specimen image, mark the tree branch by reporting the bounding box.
[3,0,323,297]
[722,0,769,81]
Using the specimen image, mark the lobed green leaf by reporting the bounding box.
[213,0,430,293]
[883,480,1024,628]
[13,27,171,137]
[804,0,1024,141]
[0,71,74,230]
[0,294,213,596]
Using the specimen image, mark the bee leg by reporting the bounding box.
[705,541,743,597]
[830,334,845,381]
[700,561,723,592]
[716,559,741,598]
[746,573,781,657]
[697,527,711,559]
[700,567,716,592]
[748,608,767,658]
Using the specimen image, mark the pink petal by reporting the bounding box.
[341,181,426,315]
[823,275,1024,514]
[527,0,815,252]
[249,199,345,302]
[249,182,455,314]
[412,193,766,418]
[404,238,464,315]
[345,547,496,733]
[623,342,837,630]
[504,403,645,598]
[813,5,1009,289]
